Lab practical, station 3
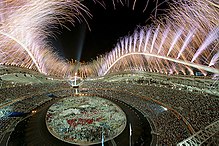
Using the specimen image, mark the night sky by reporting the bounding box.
[52,0,169,62]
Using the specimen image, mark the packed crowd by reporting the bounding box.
[0,82,70,106]
[79,88,190,145]
[0,81,71,142]
[0,117,20,141]
[8,94,51,113]
[0,65,65,89]
[80,79,219,145]
[0,70,218,145]
[0,65,47,76]
[0,93,54,141]
[102,73,219,94]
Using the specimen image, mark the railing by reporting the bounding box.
[177,120,219,146]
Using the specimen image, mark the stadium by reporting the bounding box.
[0,0,219,145]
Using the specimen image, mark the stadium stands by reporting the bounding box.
[0,66,218,145]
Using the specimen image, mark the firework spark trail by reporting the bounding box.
[150,25,160,53]
[177,28,196,59]
[138,29,144,52]
[192,26,219,62]
[158,25,170,54]
[210,47,219,67]
[144,28,151,52]
[167,27,183,56]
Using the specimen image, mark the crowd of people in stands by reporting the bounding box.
[78,86,188,145]
[0,81,71,141]
[0,117,20,139]
[0,82,70,106]
[79,79,219,145]
[0,72,218,145]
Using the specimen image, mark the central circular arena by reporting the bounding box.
[46,96,127,145]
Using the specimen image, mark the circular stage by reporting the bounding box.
[46,96,127,145]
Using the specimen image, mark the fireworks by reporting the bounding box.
[0,0,218,78]
[86,0,219,77]
[0,0,90,77]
